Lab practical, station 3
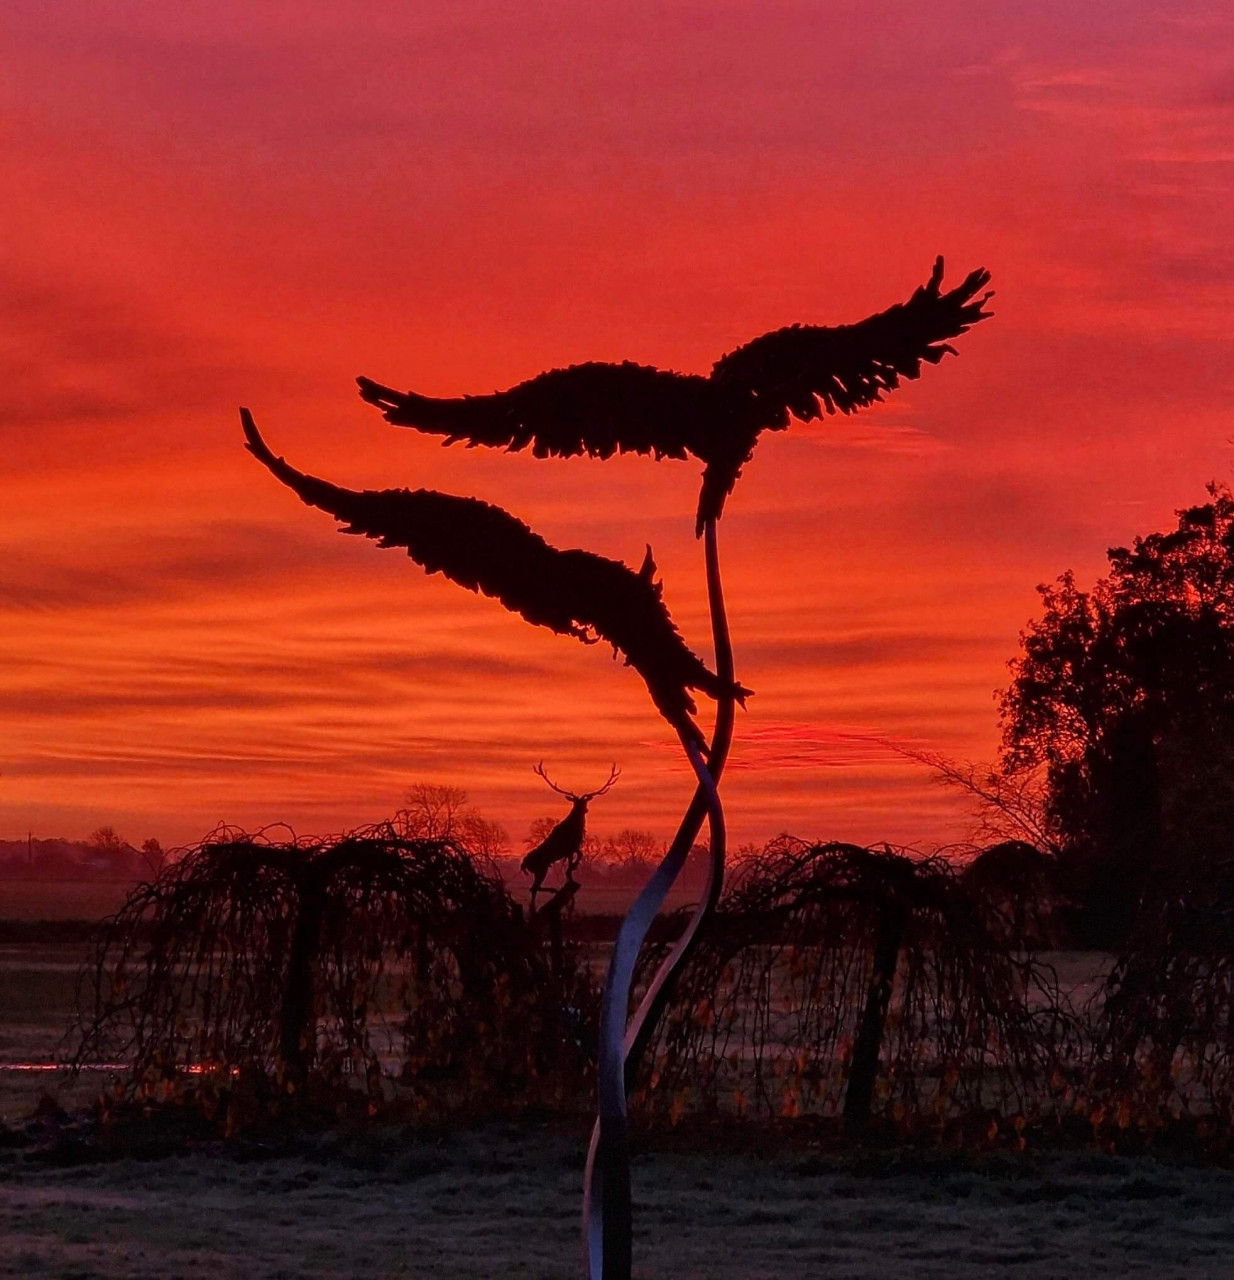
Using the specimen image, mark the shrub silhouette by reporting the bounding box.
[962,840,1062,951]
[1081,857,1234,1139]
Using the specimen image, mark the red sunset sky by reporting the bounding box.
[3,2,1233,852]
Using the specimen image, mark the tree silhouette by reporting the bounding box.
[631,839,1054,1131]
[401,782,508,856]
[74,823,583,1118]
[1000,485,1234,946]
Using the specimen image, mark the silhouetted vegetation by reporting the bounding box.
[1078,855,1234,1142]
[961,840,1062,952]
[56,812,1234,1162]
[630,840,1063,1135]
[71,820,595,1129]
[0,830,162,883]
[999,486,1234,948]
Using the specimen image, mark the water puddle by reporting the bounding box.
[0,1062,123,1072]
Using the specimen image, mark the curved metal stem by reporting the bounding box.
[621,518,735,1077]
[582,518,736,1280]
[585,734,724,1279]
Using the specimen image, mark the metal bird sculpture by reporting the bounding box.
[358,257,992,533]
[521,762,619,910]
[240,410,747,745]
[242,256,992,1280]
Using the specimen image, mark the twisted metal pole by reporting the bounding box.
[582,518,736,1279]
[623,517,735,1080]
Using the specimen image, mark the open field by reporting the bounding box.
[0,939,104,1123]
[0,877,701,923]
[4,1126,1234,1278]
[0,939,1117,1125]
[0,883,137,923]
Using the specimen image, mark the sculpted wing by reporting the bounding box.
[711,257,992,421]
[240,409,746,740]
[357,361,712,462]
[692,258,993,529]
[355,259,991,536]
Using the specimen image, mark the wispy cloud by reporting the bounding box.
[0,266,281,431]
[725,721,905,772]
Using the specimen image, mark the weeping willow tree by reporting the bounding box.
[1079,855,1234,1140]
[240,256,990,1280]
[630,840,1060,1133]
[72,820,591,1124]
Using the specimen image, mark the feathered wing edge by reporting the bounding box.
[356,361,710,463]
[355,259,991,538]
[692,257,993,530]
[710,257,993,415]
[240,409,748,741]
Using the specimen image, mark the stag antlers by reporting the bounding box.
[533,761,621,804]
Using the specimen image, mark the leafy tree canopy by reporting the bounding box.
[999,484,1234,944]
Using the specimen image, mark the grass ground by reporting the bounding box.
[0,940,103,1123]
[0,883,136,923]
[4,1125,1234,1278]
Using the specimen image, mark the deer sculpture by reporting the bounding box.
[522,763,619,911]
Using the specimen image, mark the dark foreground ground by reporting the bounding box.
[4,1122,1234,1279]
[2,935,1229,1277]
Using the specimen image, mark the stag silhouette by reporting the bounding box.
[521,763,619,911]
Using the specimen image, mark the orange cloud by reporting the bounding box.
[2,2,1232,850]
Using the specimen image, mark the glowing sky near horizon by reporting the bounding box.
[3,2,1234,850]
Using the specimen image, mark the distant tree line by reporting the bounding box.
[0,828,164,881]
